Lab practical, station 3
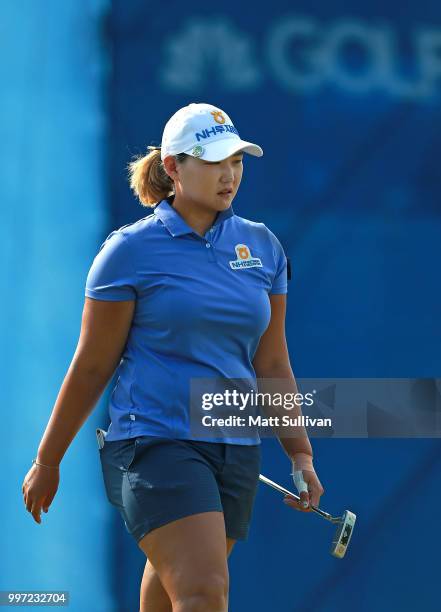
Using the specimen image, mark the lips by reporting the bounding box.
[218,189,232,195]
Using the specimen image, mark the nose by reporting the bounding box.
[221,163,235,183]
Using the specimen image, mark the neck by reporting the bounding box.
[168,194,220,237]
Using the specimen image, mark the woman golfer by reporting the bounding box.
[22,103,324,612]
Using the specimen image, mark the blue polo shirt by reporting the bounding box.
[85,197,288,444]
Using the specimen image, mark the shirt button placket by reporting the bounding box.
[205,235,216,262]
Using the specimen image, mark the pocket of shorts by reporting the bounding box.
[99,440,136,509]
[100,438,139,472]
[118,438,139,471]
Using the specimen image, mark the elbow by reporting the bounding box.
[69,356,117,384]
[253,361,293,379]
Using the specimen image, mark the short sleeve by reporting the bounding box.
[85,231,137,301]
[265,226,288,295]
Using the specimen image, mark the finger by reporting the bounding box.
[284,494,299,507]
[283,494,310,512]
[299,490,311,510]
[22,479,29,497]
[309,484,324,508]
[309,490,320,508]
[44,491,56,508]
[283,495,303,510]
[41,496,50,513]
[292,470,308,496]
[26,496,42,523]
[26,496,33,513]
[30,503,42,524]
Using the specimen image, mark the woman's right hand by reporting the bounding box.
[22,463,60,525]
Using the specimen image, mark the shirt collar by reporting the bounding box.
[153,197,235,237]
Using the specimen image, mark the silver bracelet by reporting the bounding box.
[32,458,59,469]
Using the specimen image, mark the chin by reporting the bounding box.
[217,202,232,213]
[195,193,234,211]
[217,194,235,208]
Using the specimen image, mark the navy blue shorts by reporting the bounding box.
[99,435,262,544]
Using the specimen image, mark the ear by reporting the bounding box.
[163,156,179,181]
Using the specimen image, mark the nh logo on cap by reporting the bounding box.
[229,244,262,269]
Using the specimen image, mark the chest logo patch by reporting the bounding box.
[229,244,262,269]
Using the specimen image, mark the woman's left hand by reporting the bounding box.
[283,469,324,513]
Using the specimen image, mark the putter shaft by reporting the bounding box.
[259,474,341,524]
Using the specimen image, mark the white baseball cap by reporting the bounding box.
[160,102,263,162]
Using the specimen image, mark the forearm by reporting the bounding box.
[37,362,111,466]
[255,365,313,460]
[278,435,313,461]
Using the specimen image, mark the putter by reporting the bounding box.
[259,474,356,559]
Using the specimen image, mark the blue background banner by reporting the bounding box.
[111,1,441,378]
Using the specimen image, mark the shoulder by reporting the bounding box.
[231,213,267,236]
[102,211,159,246]
[232,214,283,250]
[116,211,158,239]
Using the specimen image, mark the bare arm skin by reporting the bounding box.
[23,297,135,523]
[252,294,324,511]
[252,294,312,459]
[37,297,135,465]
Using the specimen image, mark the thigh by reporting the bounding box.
[139,511,229,602]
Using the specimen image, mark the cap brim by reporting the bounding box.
[185,138,263,162]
